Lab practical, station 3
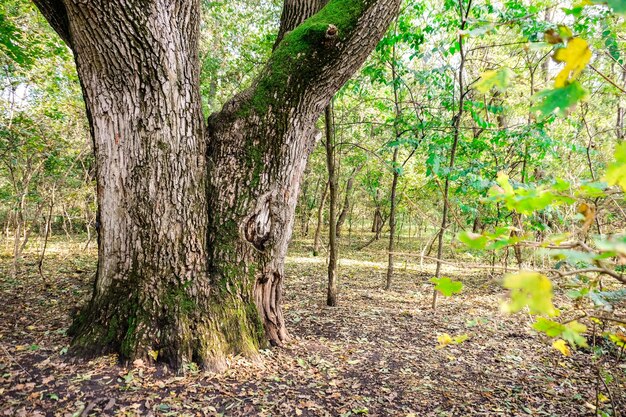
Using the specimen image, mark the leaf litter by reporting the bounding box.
[0,238,623,416]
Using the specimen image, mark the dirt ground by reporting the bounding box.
[0,237,624,416]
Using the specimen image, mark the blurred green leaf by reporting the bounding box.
[430,277,463,297]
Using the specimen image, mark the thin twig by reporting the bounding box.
[590,64,626,95]
[1,344,33,379]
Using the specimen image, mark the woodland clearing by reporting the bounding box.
[1,236,623,417]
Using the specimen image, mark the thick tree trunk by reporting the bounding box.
[61,2,228,369]
[34,0,401,370]
[205,101,320,347]
[206,0,401,346]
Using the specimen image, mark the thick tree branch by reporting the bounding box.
[274,0,329,49]
[216,0,401,125]
[31,0,72,47]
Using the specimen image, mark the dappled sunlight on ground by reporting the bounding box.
[0,236,622,416]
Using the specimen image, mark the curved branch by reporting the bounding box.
[31,0,72,47]
[213,0,401,126]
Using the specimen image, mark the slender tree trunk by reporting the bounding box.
[12,190,38,279]
[385,33,401,290]
[542,7,554,86]
[617,66,626,142]
[385,148,399,290]
[348,201,354,243]
[313,181,329,256]
[371,208,380,232]
[372,206,385,239]
[12,195,23,279]
[33,0,401,369]
[336,165,362,237]
[433,0,468,309]
[407,213,412,243]
[38,189,54,286]
[325,103,339,307]
[359,209,386,250]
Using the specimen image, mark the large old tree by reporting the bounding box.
[32,0,400,369]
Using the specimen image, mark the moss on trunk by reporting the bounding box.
[69,276,265,371]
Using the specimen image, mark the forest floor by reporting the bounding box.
[0,235,624,417]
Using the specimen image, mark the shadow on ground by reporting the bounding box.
[0,237,621,416]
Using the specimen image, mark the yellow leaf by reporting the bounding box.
[577,202,595,232]
[148,350,159,361]
[553,38,592,88]
[437,333,468,349]
[604,142,626,193]
[474,67,515,93]
[614,332,626,343]
[436,333,453,349]
[552,339,571,356]
[502,271,558,316]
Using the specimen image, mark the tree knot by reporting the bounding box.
[244,197,273,251]
[325,24,338,39]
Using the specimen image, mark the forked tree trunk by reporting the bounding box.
[33,0,400,370]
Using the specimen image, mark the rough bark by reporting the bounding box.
[274,0,330,48]
[33,0,401,369]
[55,1,222,369]
[207,0,400,344]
